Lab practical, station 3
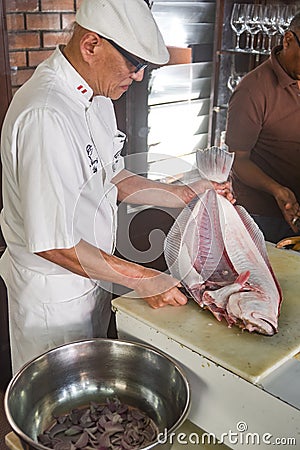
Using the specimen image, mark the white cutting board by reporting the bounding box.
[112,243,300,384]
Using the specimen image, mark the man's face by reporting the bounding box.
[90,38,145,100]
[282,30,300,80]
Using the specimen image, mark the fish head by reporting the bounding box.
[227,291,279,336]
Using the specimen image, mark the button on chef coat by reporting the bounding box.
[0,46,125,373]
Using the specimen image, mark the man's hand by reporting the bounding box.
[212,180,236,204]
[185,179,236,205]
[274,186,300,232]
[134,267,188,309]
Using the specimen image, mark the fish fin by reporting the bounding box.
[196,146,235,183]
[235,205,268,262]
[235,270,250,286]
[164,202,203,284]
[236,206,283,306]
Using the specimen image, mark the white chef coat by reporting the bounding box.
[0,46,125,374]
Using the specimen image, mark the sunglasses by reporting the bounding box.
[290,30,300,48]
[143,0,153,8]
[99,35,148,73]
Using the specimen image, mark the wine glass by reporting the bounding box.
[227,72,242,92]
[244,4,263,53]
[230,3,247,51]
[276,5,291,36]
[260,5,279,54]
[286,5,299,22]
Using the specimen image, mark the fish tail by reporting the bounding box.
[196,146,235,183]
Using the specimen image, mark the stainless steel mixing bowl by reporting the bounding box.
[5,338,190,450]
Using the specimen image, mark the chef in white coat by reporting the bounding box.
[0,0,233,374]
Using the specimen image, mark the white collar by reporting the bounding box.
[49,45,94,105]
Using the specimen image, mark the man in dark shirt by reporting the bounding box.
[226,13,300,243]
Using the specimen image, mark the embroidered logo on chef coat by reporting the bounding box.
[86,144,99,173]
[112,132,125,172]
[77,84,88,94]
[112,150,122,173]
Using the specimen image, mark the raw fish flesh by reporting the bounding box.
[164,147,282,335]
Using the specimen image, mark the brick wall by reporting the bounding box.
[6,0,83,92]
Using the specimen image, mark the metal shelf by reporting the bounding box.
[213,104,228,113]
[217,48,271,56]
[208,0,276,147]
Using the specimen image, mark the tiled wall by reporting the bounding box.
[6,0,83,92]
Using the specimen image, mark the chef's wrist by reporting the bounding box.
[125,265,156,291]
[182,185,196,204]
[181,180,212,205]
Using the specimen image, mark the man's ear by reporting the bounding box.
[80,32,102,61]
[283,30,293,48]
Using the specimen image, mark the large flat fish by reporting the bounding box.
[164,147,282,336]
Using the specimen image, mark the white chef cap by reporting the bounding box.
[76,0,169,64]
